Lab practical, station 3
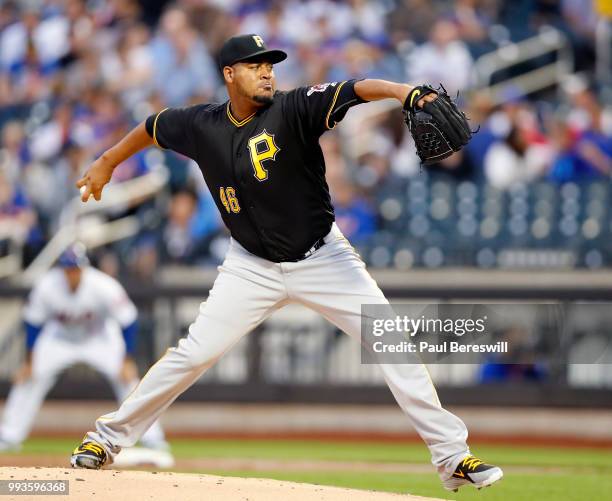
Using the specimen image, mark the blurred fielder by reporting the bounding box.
[0,244,173,468]
[70,34,502,492]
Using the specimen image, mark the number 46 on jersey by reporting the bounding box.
[219,187,240,213]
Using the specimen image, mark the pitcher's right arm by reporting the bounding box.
[76,121,153,202]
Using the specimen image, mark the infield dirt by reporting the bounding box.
[0,467,444,501]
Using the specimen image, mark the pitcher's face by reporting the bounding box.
[225,59,276,106]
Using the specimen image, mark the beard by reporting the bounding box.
[234,79,275,106]
[253,94,274,106]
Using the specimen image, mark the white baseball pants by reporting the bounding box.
[0,327,166,448]
[88,224,469,478]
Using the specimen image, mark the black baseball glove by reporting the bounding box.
[403,84,473,165]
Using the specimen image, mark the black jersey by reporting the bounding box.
[145,79,365,262]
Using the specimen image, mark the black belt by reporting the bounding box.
[285,236,326,262]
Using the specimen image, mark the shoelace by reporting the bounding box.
[461,455,484,471]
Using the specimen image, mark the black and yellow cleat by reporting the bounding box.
[70,440,107,470]
[442,455,503,492]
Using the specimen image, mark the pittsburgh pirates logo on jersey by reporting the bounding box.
[247,130,280,182]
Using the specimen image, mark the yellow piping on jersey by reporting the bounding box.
[409,89,421,108]
[227,103,256,127]
[325,81,346,130]
[152,107,169,148]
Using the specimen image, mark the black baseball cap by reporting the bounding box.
[219,34,287,69]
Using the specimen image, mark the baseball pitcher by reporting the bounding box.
[70,35,502,492]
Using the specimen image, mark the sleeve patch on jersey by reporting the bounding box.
[307,82,337,96]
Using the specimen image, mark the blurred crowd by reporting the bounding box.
[0,0,610,275]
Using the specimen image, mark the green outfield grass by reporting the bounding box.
[201,469,611,501]
[6,437,612,500]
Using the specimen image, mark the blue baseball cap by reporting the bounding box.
[57,243,89,268]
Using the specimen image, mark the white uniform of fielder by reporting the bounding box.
[0,248,172,467]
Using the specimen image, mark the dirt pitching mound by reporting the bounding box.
[0,467,445,501]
